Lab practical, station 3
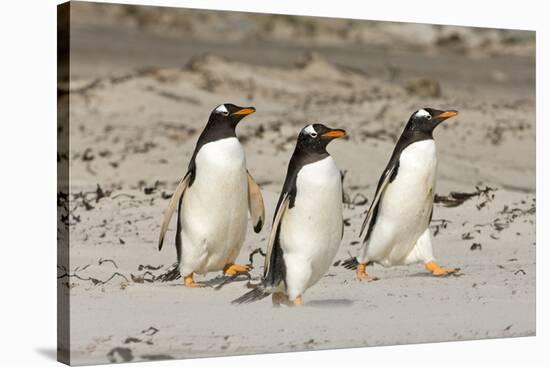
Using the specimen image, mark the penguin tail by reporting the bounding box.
[341,256,359,270]
[231,284,271,305]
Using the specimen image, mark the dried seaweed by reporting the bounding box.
[95,184,111,202]
[69,185,113,216]
[81,148,95,162]
[143,180,163,195]
[138,264,163,271]
[130,272,156,283]
[111,193,136,200]
[470,243,482,251]
[247,247,266,268]
[57,264,129,285]
[58,78,101,95]
[107,347,134,363]
[462,232,476,240]
[98,258,118,268]
[434,186,496,208]
[141,326,159,336]
[343,191,369,209]
[133,141,158,154]
[500,203,536,217]
[431,219,451,237]
[474,199,535,234]
[351,193,369,206]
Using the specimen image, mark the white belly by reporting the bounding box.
[180,138,249,274]
[368,140,437,265]
[280,156,343,297]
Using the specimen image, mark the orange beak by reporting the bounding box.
[434,110,458,119]
[231,107,256,116]
[321,129,347,138]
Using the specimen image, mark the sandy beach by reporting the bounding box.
[58,3,535,365]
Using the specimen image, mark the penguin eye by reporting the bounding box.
[215,105,230,116]
[426,115,432,120]
[310,132,318,138]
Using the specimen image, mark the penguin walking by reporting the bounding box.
[348,108,459,280]
[158,104,265,287]
[232,124,346,306]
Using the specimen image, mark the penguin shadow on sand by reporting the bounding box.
[165,272,255,289]
[157,261,257,289]
[305,298,355,308]
[407,268,463,278]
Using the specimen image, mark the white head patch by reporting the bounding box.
[215,104,228,114]
[415,109,431,119]
[303,124,317,135]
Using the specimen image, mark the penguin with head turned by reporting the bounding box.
[346,108,459,280]
[233,123,346,306]
[158,103,265,287]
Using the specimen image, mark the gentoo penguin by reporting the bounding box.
[158,103,265,287]
[349,108,459,280]
[232,124,346,306]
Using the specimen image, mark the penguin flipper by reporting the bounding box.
[359,163,397,243]
[263,194,290,281]
[233,194,289,305]
[247,172,265,233]
[158,173,191,251]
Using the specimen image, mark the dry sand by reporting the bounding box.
[58,4,535,365]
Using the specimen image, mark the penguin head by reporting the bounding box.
[297,124,347,153]
[209,103,256,127]
[407,108,458,134]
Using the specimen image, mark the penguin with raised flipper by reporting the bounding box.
[158,103,265,287]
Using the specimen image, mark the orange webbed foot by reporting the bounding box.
[183,273,205,288]
[223,263,251,277]
[425,261,460,277]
